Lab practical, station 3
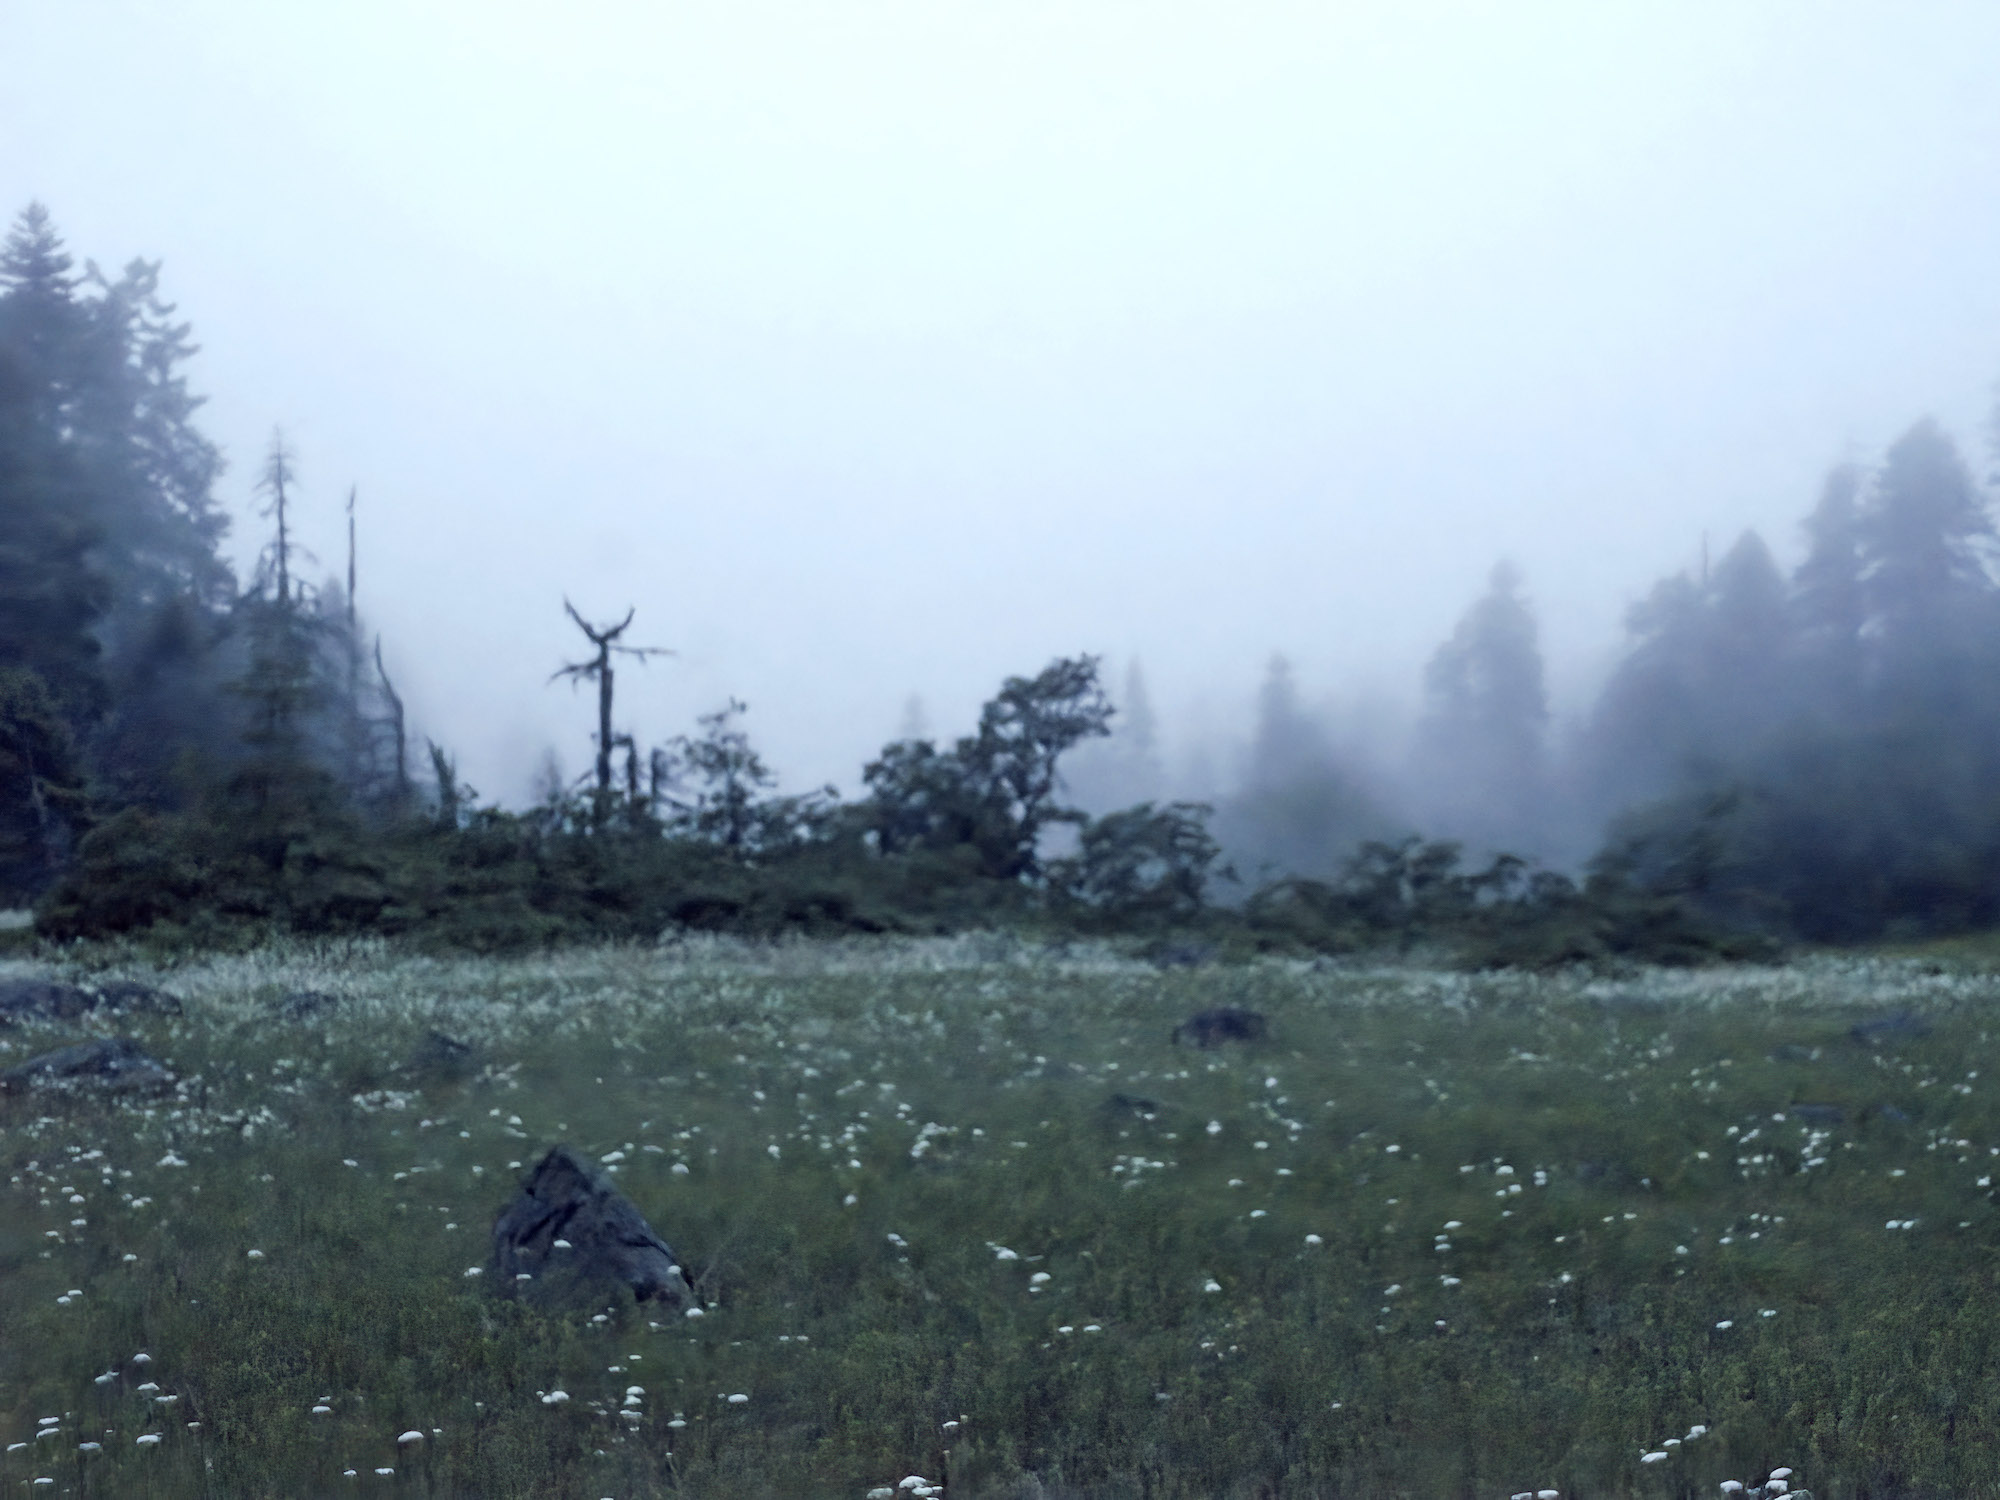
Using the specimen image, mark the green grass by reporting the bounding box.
[2,936,1999,1498]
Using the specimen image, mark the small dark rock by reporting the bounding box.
[0,1037,176,1096]
[1850,1012,1931,1047]
[0,978,94,1024]
[278,990,340,1021]
[491,1145,689,1308]
[408,1030,475,1080]
[1106,1091,1162,1117]
[1767,1043,1819,1063]
[1172,1007,1267,1049]
[1788,1103,1845,1125]
[1870,1103,1914,1125]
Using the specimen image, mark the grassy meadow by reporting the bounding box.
[2,937,1998,1498]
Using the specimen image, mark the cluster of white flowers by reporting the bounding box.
[1719,1465,1798,1495]
[1638,1422,1712,1465]
[865,1473,945,1498]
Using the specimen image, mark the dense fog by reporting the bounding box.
[1070,415,2000,941]
[8,6,2000,949]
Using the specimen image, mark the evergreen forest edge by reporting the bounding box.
[4,202,1996,966]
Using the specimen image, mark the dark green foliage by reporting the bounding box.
[0,667,89,898]
[89,592,229,809]
[1572,415,2000,947]
[0,205,266,832]
[1246,839,1504,956]
[966,654,1114,879]
[36,794,895,952]
[1052,801,1226,928]
[1240,836,1764,968]
[0,216,108,722]
[861,737,990,857]
[865,656,1113,883]
[28,653,1111,951]
[1594,738,2000,946]
[34,632,1757,965]
[0,204,229,687]
[659,699,837,855]
[669,699,777,848]
[34,804,209,935]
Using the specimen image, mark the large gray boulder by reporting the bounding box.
[0,1037,176,1096]
[490,1145,690,1308]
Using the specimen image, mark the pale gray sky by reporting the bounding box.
[6,2,2000,800]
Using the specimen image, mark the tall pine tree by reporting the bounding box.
[0,205,108,720]
[0,203,237,806]
[1414,562,1550,855]
[1790,463,1867,713]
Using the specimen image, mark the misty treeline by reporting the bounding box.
[0,204,1979,961]
[0,205,1242,952]
[1072,413,2000,949]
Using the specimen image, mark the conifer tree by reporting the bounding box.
[0,204,89,412]
[1702,529,1789,740]
[0,203,235,778]
[0,206,106,720]
[228,435,332,823]
[1215,655,1380,881]
[1858,420,1996,717]
[1415,562,1549,853]
[0,204,229,629]
[1861,420,1992,634]
[1118,659,1164,801]
[1790,463,1867,707]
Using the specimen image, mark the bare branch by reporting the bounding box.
[550,598,674,828]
